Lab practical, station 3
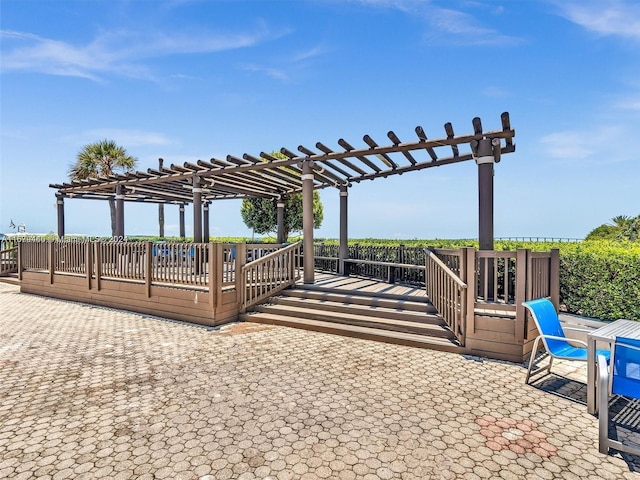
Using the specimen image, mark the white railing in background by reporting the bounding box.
[241,242,301,311]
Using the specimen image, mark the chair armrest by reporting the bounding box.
[563,327,593,334]
[598,354,610,392]
[540,334,588,349]
[615,342,640,353]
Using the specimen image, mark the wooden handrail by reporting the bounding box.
[343,258,425,270]
[243,242,300,268]
[425,249,467,289]
[241,242,302,311]
[425,248,467,346]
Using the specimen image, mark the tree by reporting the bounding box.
[585,224,618,241]
[69,140,137,236]
[611,215,632,229]
[620,215,640,242]
[241,191,324,241]
[586,213,640,241]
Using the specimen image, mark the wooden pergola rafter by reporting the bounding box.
[51,112,515,283]
[50,112,514,203]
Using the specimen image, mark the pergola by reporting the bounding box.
[50,112,515,284]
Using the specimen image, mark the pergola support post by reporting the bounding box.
[476,138,496,300]
[338,185,348,275]
[192,176,202,243]
[302,161,314,284]
[115,184,125,238]
[56,194,65,239]
[277,199,285,244]
[158,158,165,238]
[476,138,495,251]
[203,202,210,243]
[179,204,186,239]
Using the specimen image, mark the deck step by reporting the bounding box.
[280,289,435,313]
[0,273,20,285]
[295,283,430,302]
[268,296,443,324]
[241,284,463,352]
[252,303,452,337]
[239,312,463,353]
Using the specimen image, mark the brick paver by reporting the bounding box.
[0,282,638,479]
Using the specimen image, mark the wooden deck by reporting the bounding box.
[302,271,427,298]
[14,237,557,363]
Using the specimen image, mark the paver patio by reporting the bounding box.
[0,282,638,479]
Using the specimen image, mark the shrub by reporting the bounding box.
[559,241,640,321]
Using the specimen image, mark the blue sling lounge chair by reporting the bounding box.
[523,298,610,384]
[598,336,640,455]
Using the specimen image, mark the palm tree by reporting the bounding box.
[610,215,632,228]
[69,140,137,236]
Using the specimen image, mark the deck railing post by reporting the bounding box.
[86,241,92,290]
[209,242,217,309]
[234,243,246,303]
[463,247,476,336]
[95,241,102,291]
[515,248,529,343]
[550,248,560,310]
[215,243,224,309]
[17,242,23,281]
[48,241,54,285]
[145,241,152,298]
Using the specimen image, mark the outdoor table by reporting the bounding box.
[587,319,640,414]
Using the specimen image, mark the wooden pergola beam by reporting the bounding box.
[51,113,516,208]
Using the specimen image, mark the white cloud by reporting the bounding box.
[424,7,523,46]
[482,86,513,98]
[291,45,327,63]
[539,132,594,160]
[348,0,523,46]
[239,43,327,82]
[539,125,633,162]
[614,97,640,111]
[241,64,290,82]
[71,129,172,148]
[0,27,273,81]
[552,0,640,40]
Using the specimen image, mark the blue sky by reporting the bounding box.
[1,0,639,240]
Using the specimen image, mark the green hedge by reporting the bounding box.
[559,242,640,321]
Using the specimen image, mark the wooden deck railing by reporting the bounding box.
[0,246,18,275]
[241,242,302,311]
[430,247,559,345]
[149,242,208,286]
[17,241,287,289]
[425,249,467,345]
[19,242,49,271]
[314,243,426,285]
[55,241,89,275]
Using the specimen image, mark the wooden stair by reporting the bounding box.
[239,285,464,353]
[0,273,20,286]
